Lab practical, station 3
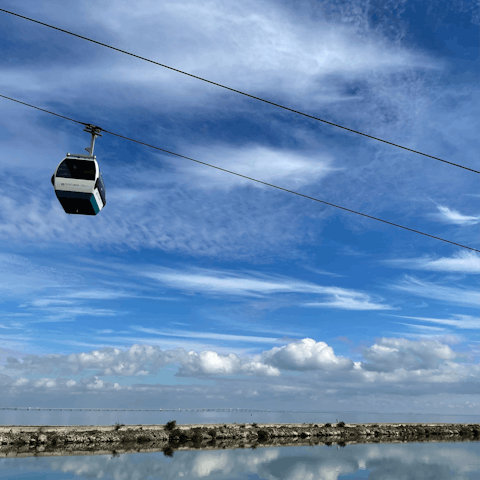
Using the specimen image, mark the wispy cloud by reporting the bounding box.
[394,322,447,332]
[27,307,124,323]
[385,313,480,330]
[304,294,393,310]
[132,326,286,344]
[434,205,480,226]
[389,275,480,307]
[385,251,480,274]
[302,266,347,278]
[138,266,393,310]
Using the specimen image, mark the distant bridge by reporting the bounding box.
[0,407,310,413]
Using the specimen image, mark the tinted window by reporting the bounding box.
[56,159,96,181]
[97,173,106,205]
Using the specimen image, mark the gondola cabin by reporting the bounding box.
[51,153,106,215]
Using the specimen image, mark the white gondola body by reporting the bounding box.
[52,154,106,216]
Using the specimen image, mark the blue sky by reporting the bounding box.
[0,0,479,416]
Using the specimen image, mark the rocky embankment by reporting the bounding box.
[1,422,479,457]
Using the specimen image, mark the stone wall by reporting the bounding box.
[1,422,478,457]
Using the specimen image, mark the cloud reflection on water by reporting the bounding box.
[1,441,479,480]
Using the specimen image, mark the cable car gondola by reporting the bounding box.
[51,124,106,215]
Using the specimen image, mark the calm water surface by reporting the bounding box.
[1,441,479,480]
[1,410,479,426]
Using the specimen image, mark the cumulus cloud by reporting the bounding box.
[5,345,191,376]
[4,337,470,383]
[1,338,356,379]
[2,337,480,410]
[5,375,121,393]
[4,344,282,378]
[179,351,281,377]
[259,338,353,371]
[360,337,456,372]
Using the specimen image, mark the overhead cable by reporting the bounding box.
[1,93,479,253]
[1,8,479,175]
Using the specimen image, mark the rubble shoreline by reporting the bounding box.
[1,422,479,457]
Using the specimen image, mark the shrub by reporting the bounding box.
[257,429,270,441]
[169,428,189,442]
[165,420,177,431]
[114,422,125,431]
[252,423,258,428]
[338,421,345,427]
[13,437,28,446]
[207,429,217,439]
[162,446,175,457]
[191,430,204,443]
[136,435,151,444]
[324,423,331,428]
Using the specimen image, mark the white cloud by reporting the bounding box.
[169,145,338,191]
[386,313,480,330]
[434,205,480,225]
[27,299,76,308]
[390,275,480,307]
[360,337,456,372]
[5,344,190,376]
[385,251,480,274]
[132,326,286,344]
[179,351,281,377]
[2,336,480,408]
[260,338,353,371]
[394,322,447,332]
[140,267,339,297]
[304,292,393,310]
[0,0,439,108]
[138,266,393,310]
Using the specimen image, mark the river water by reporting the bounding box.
[1,441,479,479]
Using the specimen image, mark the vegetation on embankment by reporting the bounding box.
[0,422,479,456]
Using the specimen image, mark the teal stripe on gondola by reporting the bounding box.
[90,194,100,214]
